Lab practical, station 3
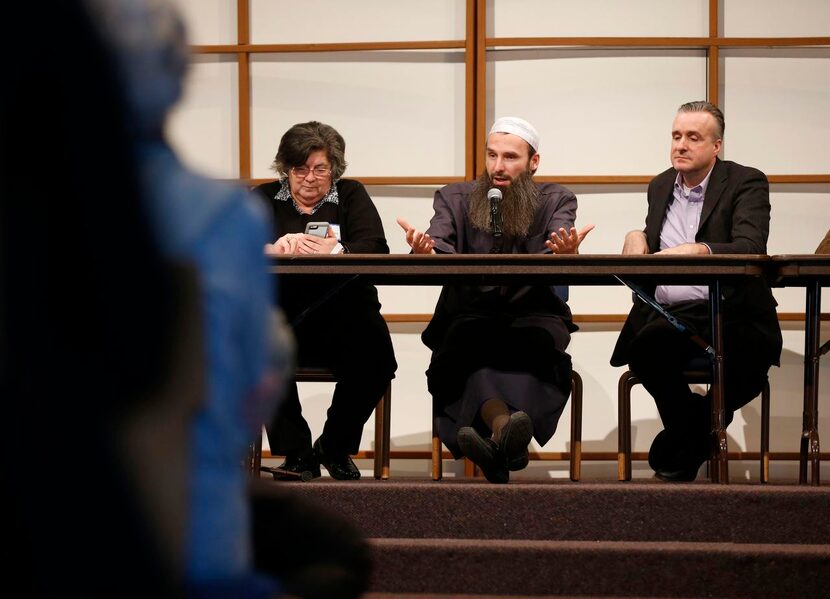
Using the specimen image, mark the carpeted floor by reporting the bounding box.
[268,478,830,597]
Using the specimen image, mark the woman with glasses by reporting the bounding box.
[254,121,397,481]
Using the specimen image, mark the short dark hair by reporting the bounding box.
[677,101,725,140]
[272,121,348,179]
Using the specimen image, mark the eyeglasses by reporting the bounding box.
[290,165,332,179]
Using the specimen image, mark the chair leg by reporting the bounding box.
[431,415,443,480]
[617,371,636,481]
[431,415,476,479]
[373,383,392,480]
[615,368,769,484]
[569,370,583,482]
[761,380,770,483]
[464,458,477,478]
[247,432,262,477]
[381,383,391,479]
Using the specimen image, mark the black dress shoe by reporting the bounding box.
[508,447,529,472]
[654,466,701,482]
[649,429,709,482]
[457,427,508,484]
[647,429,677,472]
[313,438,361,480]
[267,451,321,481]
[499,411,533,472]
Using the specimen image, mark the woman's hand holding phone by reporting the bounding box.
[294,222,336,254]
[266,224,339,255]
[297,231,337,254]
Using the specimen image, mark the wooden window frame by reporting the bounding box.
[191,0,829,185]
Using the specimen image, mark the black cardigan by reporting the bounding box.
[253,178,389,325]
[254,178,388,255]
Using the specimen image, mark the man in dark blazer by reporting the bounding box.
[611,101,782,481]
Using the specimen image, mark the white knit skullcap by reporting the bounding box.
[488,116,540,152]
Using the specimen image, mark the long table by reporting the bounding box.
[770,255,830,486]
[272,253,774,484]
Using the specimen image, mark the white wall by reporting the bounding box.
[166,0,830,480]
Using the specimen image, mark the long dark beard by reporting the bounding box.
[467,170,539,238]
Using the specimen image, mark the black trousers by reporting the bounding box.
[266,301,396,457]
[627,303,774,442]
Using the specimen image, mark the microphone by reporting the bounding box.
[488,188,503,239]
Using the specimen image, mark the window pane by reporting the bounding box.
[490,49,707,175]
[492,0,708,37]
[170,0,237,45]
[723,0,830,36]
[722,49,830,174]
[250,52,465,178]
[167,56,239,178]
[251,0,466,44]
[769,187,830,311]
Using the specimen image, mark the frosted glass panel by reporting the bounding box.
[251,0,466,44]
[565,188,649,315]
[768,188,830,255]
[768,187,830,313]
[250,52,465,178]
[492,0,708,37]
[722,50,830,174]
[371,187,442,256]
[372,185,444,314]
[170,0,237,45]
[723,0,830,36]
[490,50,707,175]
[167,56,239,179]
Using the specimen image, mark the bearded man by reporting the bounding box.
[397,117,593,483]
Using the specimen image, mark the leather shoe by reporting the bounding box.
[269,451,321,481]
[498,411,533,472]
[648,429,677,473]
[658,445,709,482]
[654,466,701,482]
[508,447,529,472]
[457,427,508,484]
[313,438,361,480]
[649,429,709,482]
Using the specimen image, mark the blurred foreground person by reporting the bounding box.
[88,2,372,597]
[2,1,181,596]
[85,0,288,595]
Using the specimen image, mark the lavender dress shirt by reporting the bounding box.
[655,168,713,305]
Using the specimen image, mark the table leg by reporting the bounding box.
[709,281,728,483]
[800,282,821,486]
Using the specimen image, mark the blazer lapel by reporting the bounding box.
[699,158,727,231]
[647,170,675,250]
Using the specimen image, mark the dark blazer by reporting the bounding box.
[611,158,782,367]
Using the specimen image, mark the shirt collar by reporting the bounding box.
[674,164,714,202]
[274,178,340,215]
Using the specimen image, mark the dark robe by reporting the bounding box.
[422,181,579,457]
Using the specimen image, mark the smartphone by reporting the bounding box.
[304,222,329,238]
